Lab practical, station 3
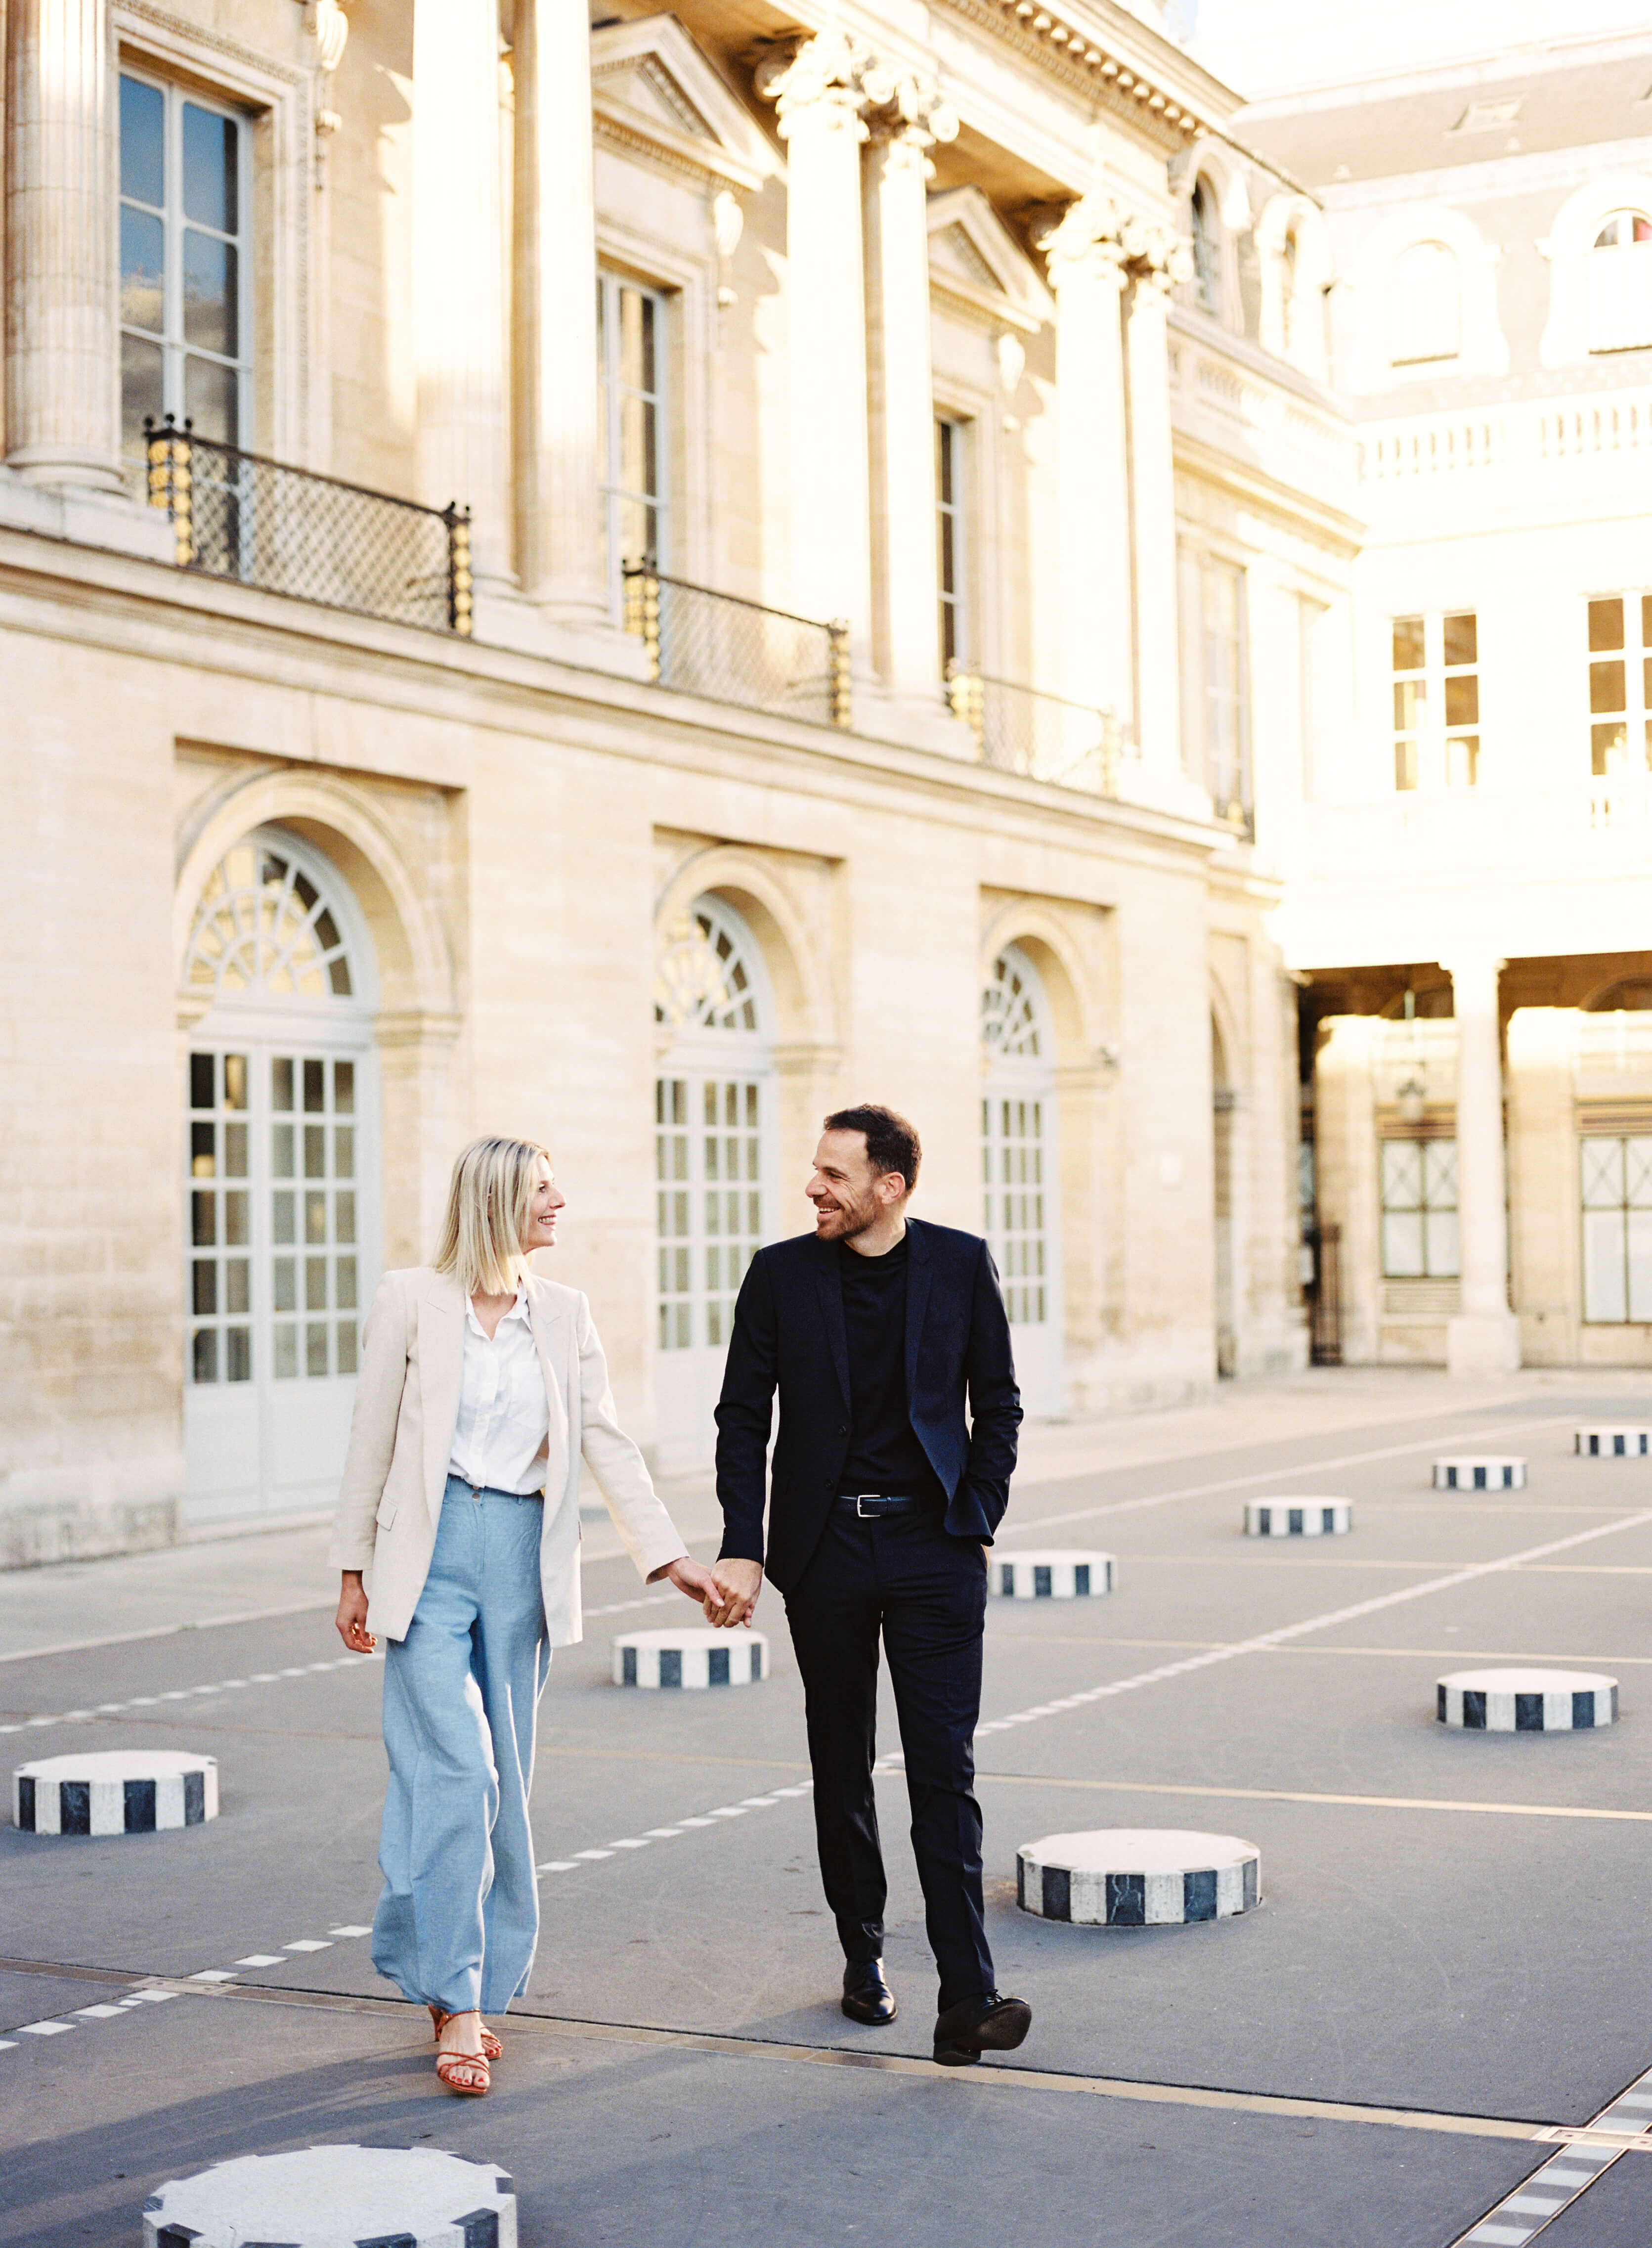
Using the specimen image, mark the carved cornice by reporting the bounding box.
[937,0,1208,146]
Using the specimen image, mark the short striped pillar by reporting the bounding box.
[1244,1499,1351,1538]
[142,2145,517,2248]
[1576,1427,1652,1457]
[990,1551,1116,1600]
[1016,1830,1261,1926]
[1437,1668,1617,1732]
[1432,1457,1526,1491]
[611,1629,767,1689]
[14,1751,217,1837]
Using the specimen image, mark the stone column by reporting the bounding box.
[4,0,122,489]
[512,0,609,630]
[1125,240,1191,780]
[1036,199,1132,727]
[412,0,512,586]
[862,79,956,709]
[1445,952,1521,1375]
[757,32,874,648]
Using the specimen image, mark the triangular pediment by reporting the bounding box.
[927,187,1053,332]
[590,16,775,188]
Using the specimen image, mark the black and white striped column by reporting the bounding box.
[13,1752,217,1836]
[1016,1829,1261,1925]
[1244,1500,1351,1538]
[991,1551,1115,1599]
[1576,1427,1651,1457]
[610,1629,767,1688]
[1436,1668,1618,1731]
[1433,1457,1526,1490]
[142,2144,517,2247]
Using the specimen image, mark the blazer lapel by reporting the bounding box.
[418,1271,466,1525]
[526,1281,573,1490]
[904,1219,934,1399]
[815,1241,852,1409]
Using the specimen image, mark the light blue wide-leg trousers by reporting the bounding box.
[372,1476,551,2016]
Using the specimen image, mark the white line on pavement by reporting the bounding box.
[0,1651,385,1736]
[1004,1412,1584,1540]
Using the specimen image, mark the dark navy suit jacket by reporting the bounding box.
[713,1217,1023,1594]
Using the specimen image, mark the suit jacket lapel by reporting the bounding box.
[526,1280,573,1487]
[904,1220,934,1399]
[815,1241,851,1409]
[419,1271,466,1525]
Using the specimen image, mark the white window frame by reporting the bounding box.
[1380,1136,1460,1280]
[936,413,969,676]
[1586,591,1652,778]
[118,65,255,467]
[1388,239,1461,368]
[1581,1133,1652,1323]
[598,268,670,600]
[1390,610,1479,793]
[1587,210,1652,356]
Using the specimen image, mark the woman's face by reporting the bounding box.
[523,1155,565,1254]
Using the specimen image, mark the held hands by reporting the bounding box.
[662,1554,763,1630]
[335,1571,376,1654]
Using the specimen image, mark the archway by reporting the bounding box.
[652,894,777,1471]
[982,945,1065,1413]
[180,827,382,1517]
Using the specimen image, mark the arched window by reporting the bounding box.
[182,830,378,1519]
[1390,240,1461,367]
[653,896,774,1470]
[1190,177,1222,318]
[981,946,1062,1412]
[1589,209,1652,353]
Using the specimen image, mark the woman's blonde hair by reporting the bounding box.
[433,1136,551,1296]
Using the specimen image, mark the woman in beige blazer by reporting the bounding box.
[329,1135,727,2096]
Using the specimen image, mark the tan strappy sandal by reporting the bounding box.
[435,2046,491,2097]
[429,2004,501,2060]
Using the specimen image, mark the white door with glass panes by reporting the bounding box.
[652,898,775,1473]
[182,831,380,1519]
[981,947,1064,1415]
[1581,1135,1652,1323]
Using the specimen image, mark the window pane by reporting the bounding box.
[1382,1210,1424,1277]
[616,287,655,392]
[192,1260,217,1315]
[120,207,165,334]
[306,1191,327,1242]
[225,1326,252,1381]
[1393,679,1426,730]
[272,1189,295,1244]
[334,1060,354,1115]
[1442,612,1477,666]
[335,1190,355,1244]
[305,1256,328,1311]
[1391,618,1425,671]
[223,1055,247,1109]
[1629,1208,1652,1322]
[184,353,238,446]
[1381,1141,1422,1206]
[190,1053,215,1110]
[1583,1208,1628,1322]
[273,1323,298,1378]
[1582,1137,1625,1207]
[182,103,237,232]
[1422,1139,1458,1206]
[1444,675,1478,726]
[337,1321,359,1375]
[120,75,165,206]
[335,1125,354,1179]
[304,1059,325,1112]
[273,1257,296,1312]
[192,1328,217,1383]
[1642,595,1652,648]
[191,1120,216,1176]
[304,1124,326,1177]
[121,334,164,460]
[191,1190,216,1247]
[336,1256,357,1310]
[1594,721,1629,773]
[306,1322,330,1377]
[223,1190,248,1246]
[225,1259,249,1315]
[1423,1208,1459,1278]
[1591,660,1628,714]
[224,1122,247,1177]
[272,1058,294,1111]
[183,230,237,356]
[1589,597,1625,653]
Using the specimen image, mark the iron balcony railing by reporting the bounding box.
[144,416,472,635]
[946,664,1123,797]
[622,564,850,729]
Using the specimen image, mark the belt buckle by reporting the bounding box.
[855,1493,880,1518]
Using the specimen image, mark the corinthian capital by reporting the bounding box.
[1037,195,1195,291]
[866,70,959,153]
[755,30,877,140]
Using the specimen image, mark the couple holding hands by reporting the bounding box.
[330,1105,1030,2096]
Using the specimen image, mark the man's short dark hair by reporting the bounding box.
[823,1103,922,1195]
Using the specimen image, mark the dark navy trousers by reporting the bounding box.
[783,1504,994,2011]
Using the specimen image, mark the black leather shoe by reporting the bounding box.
[841,1959,898,2026]
[932,1989,1032,2066]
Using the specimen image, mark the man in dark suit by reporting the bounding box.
[711,1102,1030,2066]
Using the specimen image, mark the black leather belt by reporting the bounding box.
[836,1492,923,1517]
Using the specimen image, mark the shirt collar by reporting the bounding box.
[466,1284,531,1336]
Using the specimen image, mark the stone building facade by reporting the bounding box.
[1,0,1354,1564]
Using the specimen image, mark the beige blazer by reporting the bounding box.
[327,1266,689,1644]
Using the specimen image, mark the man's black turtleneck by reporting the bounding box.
[836,1232,945,1503]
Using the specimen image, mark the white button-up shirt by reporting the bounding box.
[446,1288,551,1496]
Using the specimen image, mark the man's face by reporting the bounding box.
[807,1130,890,1241]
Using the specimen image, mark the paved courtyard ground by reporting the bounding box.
[4,1367,1652,2245]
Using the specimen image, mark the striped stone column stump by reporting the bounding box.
[1576,1427,1652,1457]
[142,2145,516,2248]
[611,1628,768,1689]
[13,1751,217,1837]
[1437,1668,1618,1732]
[1016,1829,1261,1926]
[990,1550,1116,1599]
[1432,1457,1526,1491]
[1244,1499,1352,1538]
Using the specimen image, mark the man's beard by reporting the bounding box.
[816,1190,879,1240]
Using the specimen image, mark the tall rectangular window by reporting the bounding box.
[598,272,666,598]
[1381,1139,1459,1278]
[1581,1134,1652,1322]
[119,71,251,466]
[936,416,967,673]
[1201,556,1251,824]
[1586,595,1652,776]
[1390,611,1478,790]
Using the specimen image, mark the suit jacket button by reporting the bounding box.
[837,1424,847,1436]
